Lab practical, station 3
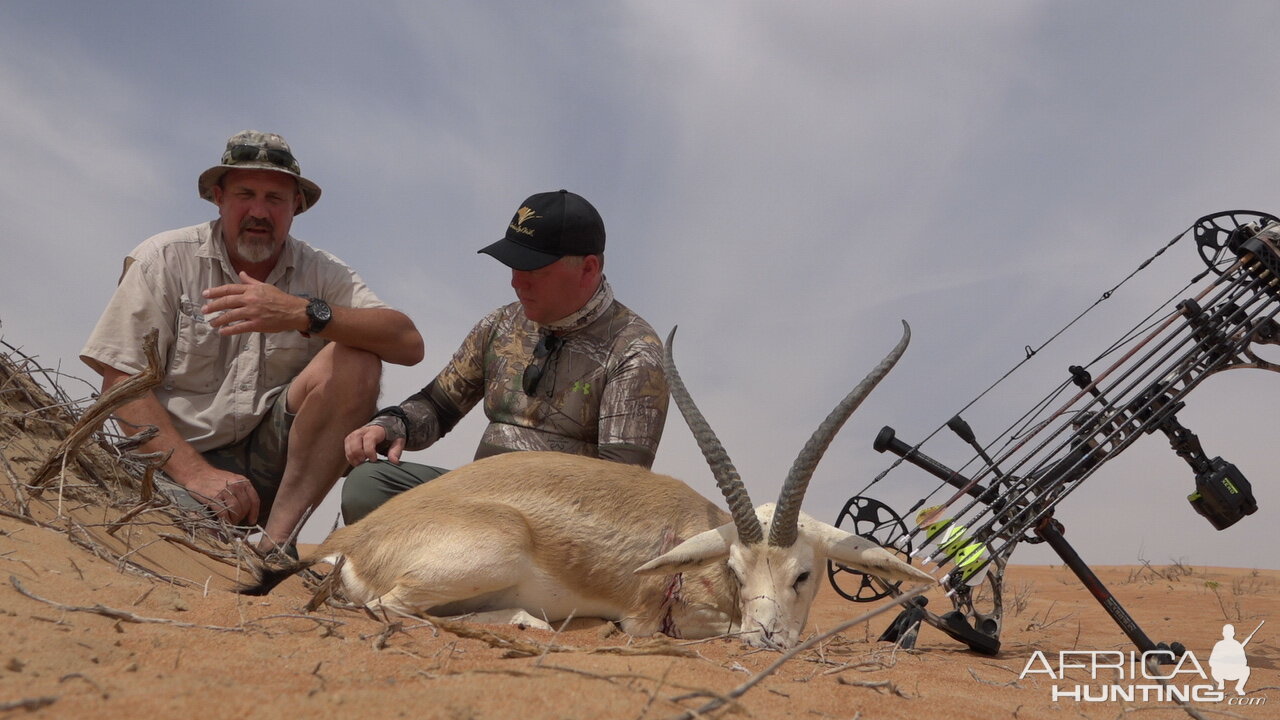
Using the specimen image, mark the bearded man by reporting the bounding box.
[82,130,423,553]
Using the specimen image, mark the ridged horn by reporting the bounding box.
[769,321,911,547]
[664,327,763,545]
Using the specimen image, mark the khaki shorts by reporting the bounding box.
[159,385,295,524]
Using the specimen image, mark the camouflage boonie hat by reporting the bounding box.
[197,130,322,215]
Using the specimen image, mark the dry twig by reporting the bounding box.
[967,667,1022,688]
[30,329,162,491]
[663,583,931,720]
[634,663,675,720]
[158,532,240,562]
[592,640,699,659]
[104,449,172,534]
[304,555,345,611]
[10,574,245,633]
[426,615,573,658]
[0,696,58,712]
[0,451,31,516]
[836,677,911,698]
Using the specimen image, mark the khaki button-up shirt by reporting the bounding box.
[81,221,389,452]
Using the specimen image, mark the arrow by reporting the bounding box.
[912,506,992,587]
[915,259,1248,530]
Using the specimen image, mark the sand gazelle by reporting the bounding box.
[239,322,933,649]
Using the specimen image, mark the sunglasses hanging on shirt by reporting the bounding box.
[522,333,564,396]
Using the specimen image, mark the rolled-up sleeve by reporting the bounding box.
[81,251,176,378]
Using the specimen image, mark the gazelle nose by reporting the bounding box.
[752,624,787,650]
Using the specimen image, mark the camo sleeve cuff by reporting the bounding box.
[597,442,657,469]
[367,414,406,454]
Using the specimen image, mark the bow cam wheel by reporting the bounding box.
[827,495,912,602]
[1193,210,1279,274]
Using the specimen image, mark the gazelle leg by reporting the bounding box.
[363,507,537,620]
[453,609,553,630]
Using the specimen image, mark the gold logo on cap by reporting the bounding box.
[515,207,540,225]
[510,206,541,236]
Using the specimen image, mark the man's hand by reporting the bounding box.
[182,467,262,525]
[202,271,307,335]
[201,273,423,366]
[345,424,406,465]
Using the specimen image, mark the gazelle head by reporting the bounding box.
[634,322,934,649]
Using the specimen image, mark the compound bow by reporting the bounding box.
[830,210,1276,660]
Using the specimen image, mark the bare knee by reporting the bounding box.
[290,344,381,418]
[331,344,382,397]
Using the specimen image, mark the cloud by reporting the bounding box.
[3,1,1280,571]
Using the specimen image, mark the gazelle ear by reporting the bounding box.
[633,523,737,575]
[813,522,937,586]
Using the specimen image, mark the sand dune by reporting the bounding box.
[2,346,1275,720]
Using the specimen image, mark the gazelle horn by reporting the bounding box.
[664,327,763,545]
[770,321,911,548]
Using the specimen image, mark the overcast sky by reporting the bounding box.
[4,2,1280,577]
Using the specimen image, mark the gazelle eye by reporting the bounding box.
[793,571,811,589]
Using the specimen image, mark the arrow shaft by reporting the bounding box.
[921,255,1250,528]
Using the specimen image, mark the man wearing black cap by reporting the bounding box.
[340,190,669,523]
[81,131,424,553]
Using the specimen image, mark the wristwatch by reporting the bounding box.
[299,294,332,335]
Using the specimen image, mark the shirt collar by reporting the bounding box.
[541,277,614,334]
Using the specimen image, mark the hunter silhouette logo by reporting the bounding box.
[1210,622,1263,696]
[510,207,540,237]
[1018,617,1268,707]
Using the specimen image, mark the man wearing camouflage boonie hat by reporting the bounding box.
[340,190,668,523]
[81,130,424,553]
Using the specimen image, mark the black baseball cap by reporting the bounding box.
[478,190,606,271]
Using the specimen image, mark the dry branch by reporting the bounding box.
[416,614,708,661]
[592,639,700,659]
[0,451,30,515]
[0,506,46,528]
[9,574,246,633]
[967,667,1022,688]
[105,501,169,536]
[836,677,912,698]
[427,615,574,657]
[158,532,240,562]
[254,613,347,632]
[305,555,345,611]
[0,696,58,712]
[663,583,930,720]
[31,329,162,491]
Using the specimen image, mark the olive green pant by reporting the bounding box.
[158,386,294,524]
[340,460,451,524]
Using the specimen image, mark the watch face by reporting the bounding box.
[308,298,332,332]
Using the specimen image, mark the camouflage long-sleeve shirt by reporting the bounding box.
[372,280,669,468]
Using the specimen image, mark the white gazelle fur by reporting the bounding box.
[242,322,933,649]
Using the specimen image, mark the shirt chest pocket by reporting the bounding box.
[263,332,323,389]
[168,299,224,393]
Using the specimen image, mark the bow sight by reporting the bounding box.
[830,210,1276,660]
